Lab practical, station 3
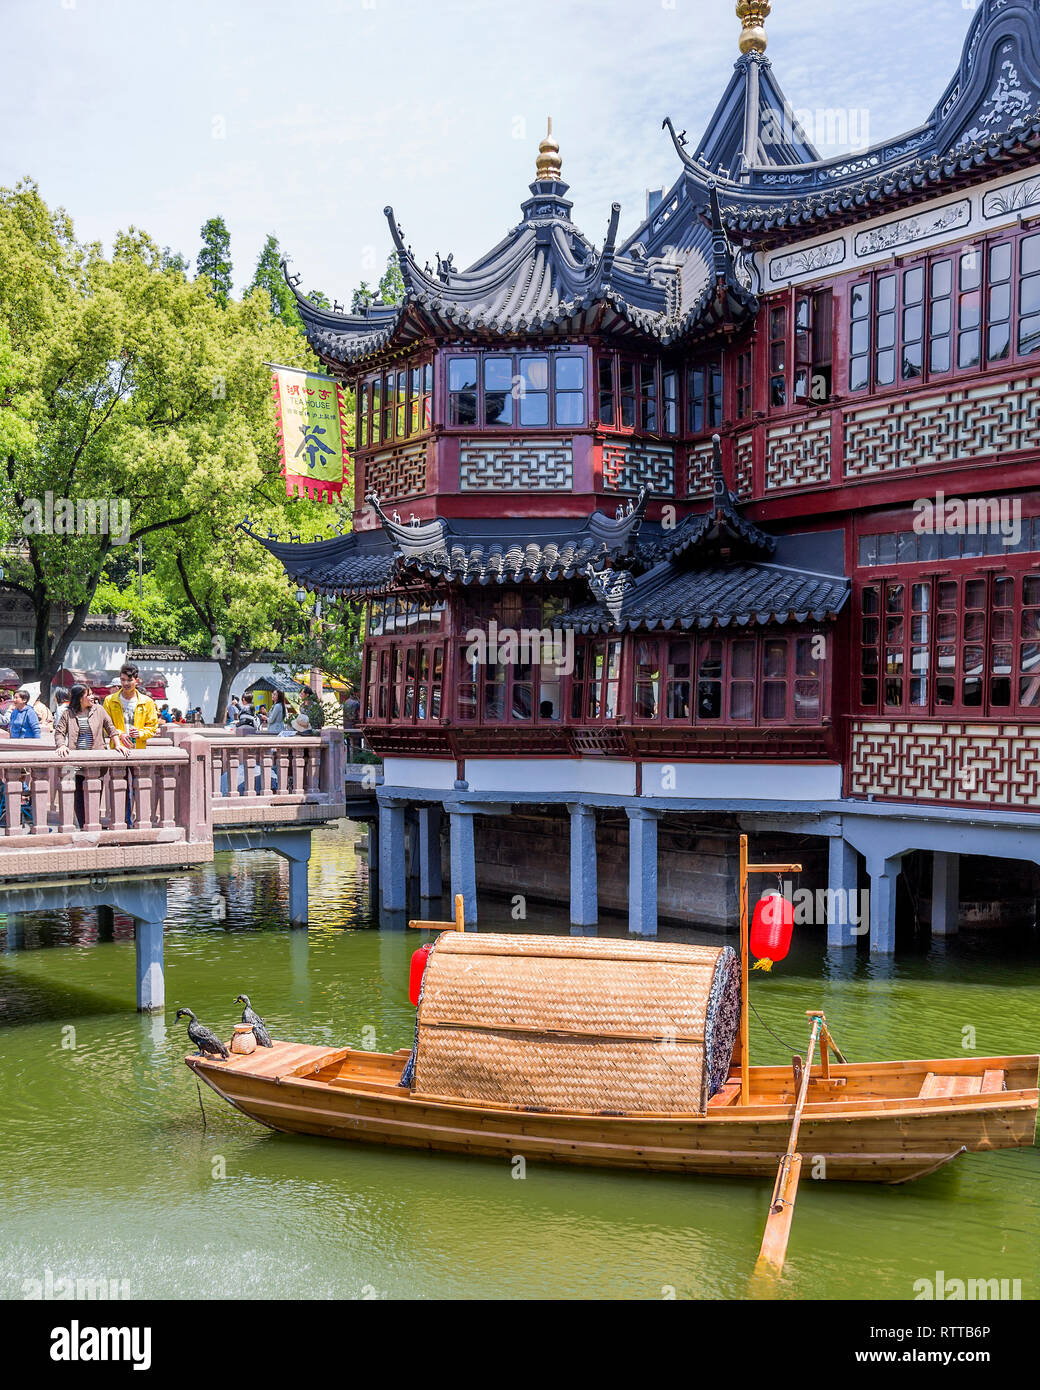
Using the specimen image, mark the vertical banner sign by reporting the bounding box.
[271,366,351,503]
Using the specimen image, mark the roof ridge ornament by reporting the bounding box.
[736,0,770,55]
[536,116,563,182]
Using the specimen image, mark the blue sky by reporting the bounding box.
[2,0,971,300]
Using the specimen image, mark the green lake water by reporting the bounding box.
[1,820,1038,1301]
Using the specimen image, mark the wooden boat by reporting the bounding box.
[187,1042,1037,1183]
[186,927,1038,1184]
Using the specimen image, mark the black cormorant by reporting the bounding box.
[235,994,273,1048]
[175,1008,230,1059]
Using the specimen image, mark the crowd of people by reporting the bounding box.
[223,686,328,736]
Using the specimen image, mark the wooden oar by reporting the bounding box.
[753,1010,824,1281]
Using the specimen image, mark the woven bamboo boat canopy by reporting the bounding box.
[410,933,741,1115]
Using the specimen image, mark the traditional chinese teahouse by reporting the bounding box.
[250,0,1040,946]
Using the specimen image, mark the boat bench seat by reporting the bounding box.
[707,1080,741,1107]
[918,1070,1003,1099]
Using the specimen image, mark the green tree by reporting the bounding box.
[196,215,232,306]
[350,282,373,313]
[250,234,303,332]
[378,252,405,305]
[0,181,320,698]
[155,494,335,722]
[161,247,189,276]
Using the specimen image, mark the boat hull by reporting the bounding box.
[186,1043,1038,1183]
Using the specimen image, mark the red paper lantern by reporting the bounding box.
[409,944,433,1006]
[750,891,794,972]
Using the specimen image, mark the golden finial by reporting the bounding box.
[535,117,563,182]
[736,0,770,54]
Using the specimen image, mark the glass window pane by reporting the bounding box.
[555,356,584,389]
[931,259,953,297]
[555,391,585,425]
[519,392,549,426]
[763,641,787,678]
[520,356,548,391]
[449,357,477,392]
[877,275,896,312]
[990,242,1012,282]
[904,266,924,305]
[484,357,513,391]
[1022,233,1040,276]
[960,251,982,291]
[762,683,786,720]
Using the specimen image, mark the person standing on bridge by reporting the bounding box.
[55,685,129,828]
[8,690,41,739]
[103,664,159,827]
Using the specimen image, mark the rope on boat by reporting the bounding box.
[196,1080,208,1132]
[747,998,852,1063]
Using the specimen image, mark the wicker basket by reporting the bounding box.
[411,933,740,1115]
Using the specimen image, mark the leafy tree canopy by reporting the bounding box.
[0,181,350,704]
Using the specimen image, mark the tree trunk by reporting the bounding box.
[213,641,248,724]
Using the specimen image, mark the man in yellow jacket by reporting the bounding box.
[103,663,160,826]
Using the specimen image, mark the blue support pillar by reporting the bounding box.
[567,803,598,927]
[255,828,313,927]
[3,913,23,951]
[379,800,407,913]
[134,916,164,1013]
[627,807,659,938]
[932,852,959,937]
[418,805,443,901]
[827,837,861,948]
[867,853,902,954]
[449,808,478,928]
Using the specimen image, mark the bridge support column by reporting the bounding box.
[867,853,903,954]
[379,800,407,914]
[134,916,164,1013]
[931,852,959,937]
[567,803,597,927]
[418,805,443,901]
[827,837,860,948]
[449,808,477,928]
[627,807,660,937]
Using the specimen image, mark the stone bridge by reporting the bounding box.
[0,729,367,1011]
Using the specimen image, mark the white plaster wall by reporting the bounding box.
[382,757,458,791]
[641,761,842,802]
[463,759,638,796]
[55,642,281,719]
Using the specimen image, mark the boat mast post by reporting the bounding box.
[739,838,803,1107]
[739,833,749,1105]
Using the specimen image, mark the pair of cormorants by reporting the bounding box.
[175,994,273,1059]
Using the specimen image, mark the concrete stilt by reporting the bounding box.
[627,807,659,937]
[827,837,861,948]
[567,803,598,926]
[418,805,443,901]
[405,814,419,882]
[379,801,407,913]
[450,809,478,927]
[867,853,902,953]
[134,917,165,1012]
[252,828,313,927]
[931,852,960,936]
